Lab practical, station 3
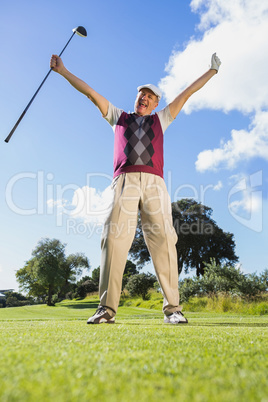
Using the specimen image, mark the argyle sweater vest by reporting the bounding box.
[113,112,164,178]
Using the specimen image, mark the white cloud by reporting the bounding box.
[195,111,268,171]
[228,190,263,232]
[70,185,113,225]
[159,0,268,172]
[160,0,268,114]
[229,194,262,215]
[46,186,113,225]
[213,180,223,191]
[47,198,68,208]
[228,173,262,213]
[191,0,268,31]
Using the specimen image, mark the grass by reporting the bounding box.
[121,290,268,315]
[0,297,268,402]
[183,294,268,315]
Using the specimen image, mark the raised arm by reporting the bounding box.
[50,55,109,117]
[168,53,221,119]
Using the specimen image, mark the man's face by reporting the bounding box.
[134,88,159,116]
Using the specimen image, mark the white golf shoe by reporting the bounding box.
[87,306,115,324]
[164,311,188,324]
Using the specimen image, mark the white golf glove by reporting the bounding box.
[210,53,221,73]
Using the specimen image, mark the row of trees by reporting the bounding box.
[76,261,268,302]
[7,261,268,308]
[14,199,241,305]
[0,291,36,308]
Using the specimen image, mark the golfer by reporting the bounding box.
[50,52,221,324]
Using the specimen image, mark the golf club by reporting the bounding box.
[4,26,87,143]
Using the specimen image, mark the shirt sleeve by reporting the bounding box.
[156,105,174,134]
[103,102,123,129]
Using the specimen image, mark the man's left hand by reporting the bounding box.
[210,53,221,73]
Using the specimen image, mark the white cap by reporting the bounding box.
[137,84,162,100]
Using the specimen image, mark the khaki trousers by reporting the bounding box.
[99,172,181,317]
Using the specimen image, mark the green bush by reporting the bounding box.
[249,302,268,315]
[183,297,208,312]
[75,279,98,298]
[5,291,35,307]
[126,273,157,300]
[179,261,268,302]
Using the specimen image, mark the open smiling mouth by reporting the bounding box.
[139,101,147,108]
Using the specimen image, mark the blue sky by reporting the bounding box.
[1,0,268,291]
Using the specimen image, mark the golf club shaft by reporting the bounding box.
[4,31,76,143]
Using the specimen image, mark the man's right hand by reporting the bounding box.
[50,54,65,74]
[49,54,109,117]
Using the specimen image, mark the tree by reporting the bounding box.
[16,259,49,303]
[260,269,268,290]
[129,199,238,276]
[76,276,92,287]
[126,273,157,300]
[91,267,100,285]
[172,199,238,276]
[16,238,90,305]
[67,276,93,299]
[122,260,139,290]
[58,253,91,299]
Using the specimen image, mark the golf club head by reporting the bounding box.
[72,26,87,37]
